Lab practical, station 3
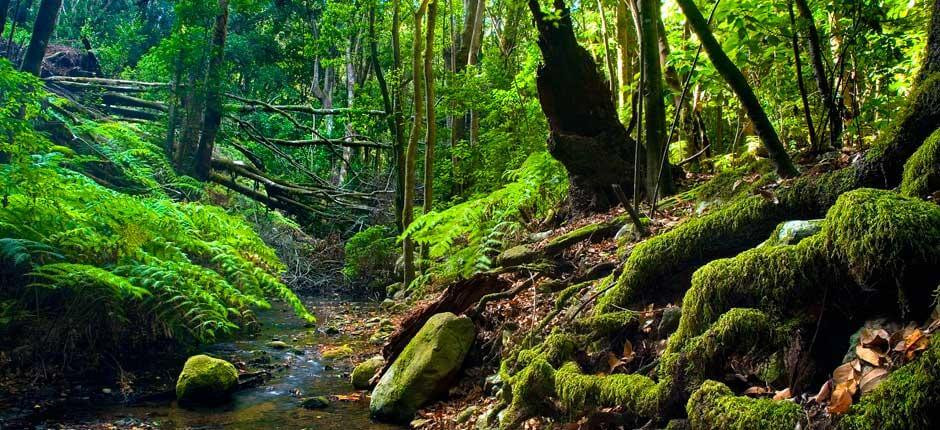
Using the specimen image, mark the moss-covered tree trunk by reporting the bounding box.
[528,0,645,213]
[423,0,437,218]
[402,0,430,290]
[19,0,62,76]
[194,0,229,181]
[676,0,799,178]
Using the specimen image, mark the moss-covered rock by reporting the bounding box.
[301,395,330,409]
[350,355,385,389]
[369,312,475,423]
[321,344,354,360]
[839,339,940,430]
[686,380,803,430]
[760,219,823,247]
[175,354,239,406]
[900,128,940,198]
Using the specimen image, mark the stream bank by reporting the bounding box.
[0,298,402,430]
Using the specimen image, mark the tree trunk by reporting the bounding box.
[640,0,674,200]
[1,0,11,37]
[402,0,430,289]
[596,0,617,105]
[466,0,484,147]
[338,31,360,185]
[423,0,437,217]
[615,0,637,117]
[528,0,645,213]
[19,0,62,76]
[676,0,799,178]
[370,3,405,232]
[794,0,840,150]
[164,50,184,158]
[788,0,818,151]
[194,0,229,181]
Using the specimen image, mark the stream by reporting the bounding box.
[44,299,403,430]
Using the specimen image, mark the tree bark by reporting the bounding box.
[402,0,430,289]
[676,0,799,178]
[528,0,645,213]
[466,0,484,147]
[640,0,674,200]
[1,0,11,38]
[788,0,818,151]
[615,0,637,116]
[19,0,62,76]
[793,0,840,150]
[370,3,405,231]
[423,0,437,217]
[194,0,229,181]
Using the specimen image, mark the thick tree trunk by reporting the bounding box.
[194,0,229,181]
[640,0,674,201]
[788,0,818,151]
[402,0,430,289]
[528,0,645,213]
[793,0,840,150]
[19,0,62,76]
[676,0,799,178]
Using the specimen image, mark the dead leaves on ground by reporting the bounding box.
[816,325,931,415]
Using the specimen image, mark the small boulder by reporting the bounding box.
[351,355,385,389]
[175,355,239,406]
[321,344,354,360]
[370,312,475,423]
[658,306,682,337]
[761,219,824,247]
[301,395,330,409]
[496,244,537,267]
[267,340,289,349]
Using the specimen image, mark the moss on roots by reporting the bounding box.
[900,129,940,198]
[686,380,804,430]
[554,361,660,419]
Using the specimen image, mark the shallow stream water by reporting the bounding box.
[55,300,402,430]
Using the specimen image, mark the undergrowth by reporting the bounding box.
[0,60,313,368]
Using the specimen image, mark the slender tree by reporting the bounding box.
[423,0,438,217]
[194,0,230,180]
[788,0,818,150]
[1,0,11,37]
[19,0,63,76]
[676,0,799,178]
[640,0,674,200]
[402,0,430,289]
[794,0,841,150]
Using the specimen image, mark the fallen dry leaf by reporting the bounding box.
[833,361,858,384]
[859,368,889,394]
[744,386,772,397]
[860,328,890,351]
[813,379,833,403]
[828,384,854,414]
[334,393,364,402]
[856,345,882,366]
[773,388,792,401]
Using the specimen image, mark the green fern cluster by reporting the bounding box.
[0,60,313,361]
[403,152,567,285]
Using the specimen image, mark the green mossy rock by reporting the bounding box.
[351,355,385,389]
[175,354,239,406]
[900,128,940,198]
[267,340,289,349]
[301,395,331,409]
[369,312,475,423]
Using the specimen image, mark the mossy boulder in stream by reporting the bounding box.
[175,354,239,406]
[351,355,385,389]
[370,312,475,423]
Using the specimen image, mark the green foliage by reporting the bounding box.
[343,225,398,286]
[402,152,567,284]
[0,64,313,365]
